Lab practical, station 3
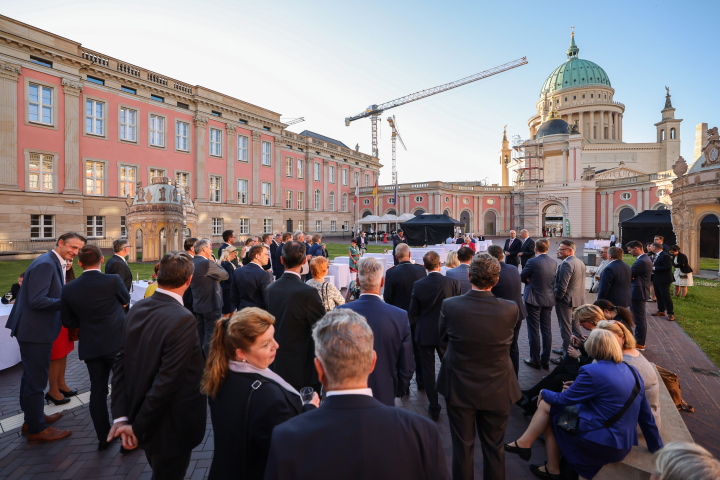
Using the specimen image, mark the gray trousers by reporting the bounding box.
[555,303,581,353]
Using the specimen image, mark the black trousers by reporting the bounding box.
[418,344,445,409]
[145,449,192,480]
[523,357,581,399]
[526,304,553,365]
[447,403,510,480]
[195,309,221,356]
[409,323,424,388]
[631,298,647,345]
[85,353,117,441]
[654,281,674,315]
[509,316,523,377]
[18,341,52,434]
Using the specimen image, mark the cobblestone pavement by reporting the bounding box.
[1,238,718,478]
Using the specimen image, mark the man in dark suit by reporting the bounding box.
[270,233,281,274]
[265,310,449,480]
[520,238,556,369]
[654,235,670,254]
[408,251,460,419]
[383,243,426,390]
[108,252,206,479]
[651,241,675,321]
[437,254,521,480]
[232,244,273,310]
[217,229,236,259]
[182,237,197,312]
[337,257,415,406]
[517,229,536,268]
[627,240,653,349]
[273,232,292,278]
[503,230,522,267]
[61,244,129,450]
[267,241,325,391]
[105,239,132,312]
[1,272,22,304]
[190,238,228,355]
[488,245,527,377]
[261,233,274,270]
[597,246,632,308]
[553,240,586,364]
[5,232,85,444]
[446,246,473,294]
[391,229,407,266]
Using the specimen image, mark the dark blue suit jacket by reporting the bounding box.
[232,263,273,311]
[504,238,522,265]
[631,254,653,301]
[408,272,461,346]
[492,262,527,320]
[652,251,674,284]
[521,253,556,307]
[597,259,632,307]
[336,295,415,405]
[383,261,426,314]
[264,394,449,480]
[5,251,64,343]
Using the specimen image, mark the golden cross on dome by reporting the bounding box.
[571,25,575,37]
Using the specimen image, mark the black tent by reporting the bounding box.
[400,214,464,246]
[620,210,676,247]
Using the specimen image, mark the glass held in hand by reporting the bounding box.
[300,387,314,405]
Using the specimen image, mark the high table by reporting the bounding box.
[0,304,21,370]
[327,263,351,289]
[334,256,350,265]
[130,281,150,306]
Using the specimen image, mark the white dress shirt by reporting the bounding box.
[326,388,373,397]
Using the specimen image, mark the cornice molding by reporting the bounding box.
[193,115,209,127]
[0,59,22,81]
[61,78,83,97]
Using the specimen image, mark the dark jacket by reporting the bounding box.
[217,243,232,259]
[521,253,556,307]
[408,272,461,346]
[652,251,674,284]
[266,273,325,390]
[105,255,132,292]
[61,270,128,360]
[110,292,207,455]
[219,261,236,293]
[264,394,449,480]
[190,255,229,313]
[631,254,653,301]
[383,261,426,314]
[673,252,692,274]
[336,295,415,405]
[519,237,536,267]
[492,262,527,320]
[504,237,522,266]
[437,290,522,409]
[597,259,632,308]
[272,242,285,278]
[232,263,273,310]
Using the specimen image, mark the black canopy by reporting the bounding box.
[400,214,464,246]
[620,210,676,247]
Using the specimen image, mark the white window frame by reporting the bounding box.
[175,171,191,189]
[314,163,320,181]
[175,120,190,152]
[85,159,107,196]
[261,141,272,166]
[27,81,55,128]
[85,98,106,137]
[86,215,105,238]
[149,167,166,180]
[343,221,349,232]
[286,157,293,177]
[119,164,137,198]
[237,179,249,204]
[209,128,222,157]
[237,135,249,162]
[298,220,305,232]
[30,214,54,239]
[119,106,138,143]
[209,175,222,203]
[297,159,304,179]
[315,220,322,232]
[342,169,348,186]
[212,218,223,236]
[354,172,360,186]
[342,193,348,212]
[263,219,273,234]
[329,191,335,211]
[297,191,304,210]
[238,218,249,235]
[314,189,321,211]
[120,216,127,238]
[149,113,166,148]
[27,152,55,193]
[285,190,293,209]
[329,165,335,184]
[331,220,336,232]
[261,181,272,206]
[365,174,370,187]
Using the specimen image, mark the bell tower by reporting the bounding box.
[500,126,511,186]
[655,87,682,171]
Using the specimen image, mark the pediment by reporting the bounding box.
[594,167,646,180]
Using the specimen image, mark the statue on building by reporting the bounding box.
[664,86,673,109]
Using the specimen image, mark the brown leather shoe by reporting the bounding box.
[651,311,666,316]
[21,412,63,436]
[26,426,71,444]
[668,314,675,321]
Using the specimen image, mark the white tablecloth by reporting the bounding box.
[328,263,351,289]
[0,304,21,370]
[585,240,611,249]
[364,253,388,273]
[130,281,150,306]
[334,256,350,265]
[444,244,461,252]
[475,241,489,252]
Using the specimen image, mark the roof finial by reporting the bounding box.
[664,86,673,109]
[567,27,579,59]
[571,25,575,38]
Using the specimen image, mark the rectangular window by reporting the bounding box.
[261,141,272,166]
[212,218,223,236]
[286,157,293,177]
[176,121,189,151]
[238,119,248,125]
[329,166,335,184]
[151,94,164,103]
[211,110,222,117]
[120,216,127,238]
[315,220,322,232]
[238,218,249,235]
[85,99,105,136]
[365,174,370,187]
[343,221,349,231]
[331,220,336,232]
[150,115,165,147]
[237,179,248,204]
[263,219,273,234]
[329,192,335,211]
[263,126,271,131]
[30,56,52,68]
[342,169,348,186]
[314,163,320,181]
[150,168,165,179]
[28,153,53,192]
[314,190,321,211]
[121,86,136,95]
[30,214,54,239]
[119,165,136,197]
[297,159,304,179]
[209,128,222,157]
[86,215,104,238]
[85,161,104,196]
[177,102,189,109]
[354,172,359,186]
[176,171,189,188]
[297,191,304,210]
[298,220,304,232]
[237,135,248,161]
[342,193,348,212]
[28,83,53,125]
[86,75,104,86]
[120,107,137,142]
[285,190,293,209]
[209,175,222,203]
[261,182,272,206]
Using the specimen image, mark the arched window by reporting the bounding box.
[670,128,676,139]
[661,129,665,141]
[342,193,348,212]
[314,189,321,211]
[328,191,335,211]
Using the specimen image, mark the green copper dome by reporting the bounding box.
[539,34,611,98]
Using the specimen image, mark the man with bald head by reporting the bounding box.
[517,229,536,269]
[503,230,522,267]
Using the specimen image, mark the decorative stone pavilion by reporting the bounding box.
[126,177,198,262]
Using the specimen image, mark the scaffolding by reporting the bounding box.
[511,136,545,234]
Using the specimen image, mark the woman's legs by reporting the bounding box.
[57,355,69,391]
[514,400,551,448]
[543,418,561,474]
[673,285,680,297]
[681,286,688,298]
[47,358,63,399]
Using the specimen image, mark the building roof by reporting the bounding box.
[539,34,611,98]
[299,130,349,149]
[536,118,569,138]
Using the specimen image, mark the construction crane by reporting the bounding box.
[386,116,406,186]
[281,117,305,126]
[345,57,528,160]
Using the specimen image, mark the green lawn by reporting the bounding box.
[326,242,388,260]
[699,257,719,271]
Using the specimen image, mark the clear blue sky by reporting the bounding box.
[4,0,717,184]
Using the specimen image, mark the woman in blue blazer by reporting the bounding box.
[506,328,662,479]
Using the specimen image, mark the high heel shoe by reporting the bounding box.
[45,393,71,406]
[59,388,78,398]
[505,440,532,461]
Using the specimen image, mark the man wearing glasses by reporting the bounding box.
[552,240,586,365]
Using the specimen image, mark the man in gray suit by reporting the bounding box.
[520,238,556,370]
[552,239,585,365]
[446,246,473,294]
[190,238,228,355]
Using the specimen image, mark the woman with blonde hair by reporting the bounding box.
[651,442,720,480]
[203,308,318,480]
[506,328,662,479]
[445,250,460,269]
[307,256,345,312]
[218,245,239,319]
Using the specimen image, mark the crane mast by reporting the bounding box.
[386,116,406,186]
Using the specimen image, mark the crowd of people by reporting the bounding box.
[2,228,715,480]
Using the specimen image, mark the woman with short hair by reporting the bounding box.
[593,298,635,329]
[219,246,239,319]
[445,250,460,269]
[307,256,345,312]
[652,442,720,480]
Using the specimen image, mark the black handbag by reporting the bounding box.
[556,362,641,434]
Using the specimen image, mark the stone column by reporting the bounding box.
[607,192,614,234]
[600,192,607,233]
[589,111,595,140]
[323,159,329,211]
[644,189,650,209]
[252,132,261,204]
[579,111,584,138]
[225,124,236,204]
[599,110,605,140]
[62,78,83,194]
[0,61,21,191]
[637,188,643,211]
[305,153,313,214]
[500,196,505,232]
[194,115,208,202]
[562,148,568,182]
[610,112,615,140]
[618,114,622,141]
[274,140,282,208]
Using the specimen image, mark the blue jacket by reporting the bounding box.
[5,251,64,343]
[446,264,471,294]
[232,262,273,311]
[492,262,527,321]
[597,259,632,308]
[335,295,415,405]
[521,253,557,308]
[631,254,653,301]
[542,360,662,453]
